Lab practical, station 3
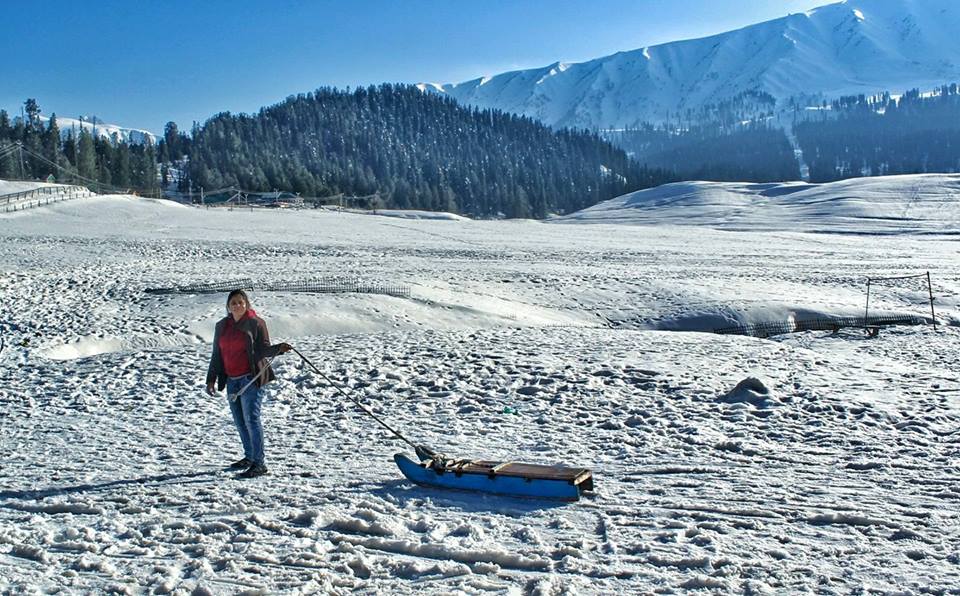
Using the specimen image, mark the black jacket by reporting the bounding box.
[206,313,282,391]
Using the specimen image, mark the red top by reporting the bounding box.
[219,311,254,377]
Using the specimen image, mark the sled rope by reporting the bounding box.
[290,346,424,453]
[228,355,277,402]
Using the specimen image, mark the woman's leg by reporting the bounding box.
[227,377,253,460]
[240,382,265,466]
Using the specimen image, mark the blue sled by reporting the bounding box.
[394,453,594,501]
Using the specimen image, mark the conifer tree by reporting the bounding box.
[14,100,43,178]
[0,110,13,179]
[0,110,11,140]
[23,99,41,127]
[77,128,97,181]
[111,139,131,187]
[135,143,157,191]
[62,130,77,169]
[43,114,63,177]
[163,122,180,159]
[0,148,13,179]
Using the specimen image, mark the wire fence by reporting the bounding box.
[144,279,255,295]
[145,278,411,298]
[713,313,928,338]
[0,184,94,212]
[263,280,410,297]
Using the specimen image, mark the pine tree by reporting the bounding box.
[137,143,158,192]
[63,130,78,168]
[77,128,96,181]
[0,110,13,179]
[23,99,41,128]
[0,110,11,140]
[23,124,44,179]
[43,114,63,179]
[0,148,13,179]
[163,122,180,159]
[111,139,131,187]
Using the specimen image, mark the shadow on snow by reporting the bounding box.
[354,478,573,513]
[0,469,225,501]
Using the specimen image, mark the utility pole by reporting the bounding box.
[19,106,26,180]
[17,142,25,180]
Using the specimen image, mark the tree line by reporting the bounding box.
[3,91,674,217]
[0,99,158,193]
[185,84,674,218]
[793,85,960,182]
[7,82,960,212]
[603,90,800,183]
[608,83,960,184]
[607,121,800,182]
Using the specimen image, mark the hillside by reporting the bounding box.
[36,115,156,145]
[427,0,960,129]
[187,84,674,218]
[553,173,960,234]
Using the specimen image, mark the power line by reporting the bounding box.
[15,142,152,196]
[9,141,162,198]
[14,141,103,189]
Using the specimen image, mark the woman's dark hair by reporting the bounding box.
[226,289,251,314]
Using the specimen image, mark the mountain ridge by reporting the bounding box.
[425,0,960,129]
[9,113,157,145]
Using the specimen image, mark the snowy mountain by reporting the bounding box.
[21,114,156,145]
[425,0,960,129]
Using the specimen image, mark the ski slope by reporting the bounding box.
[0,180,958,593]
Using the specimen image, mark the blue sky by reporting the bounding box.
[2,0,828,134]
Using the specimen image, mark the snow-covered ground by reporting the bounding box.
[0,180,66,196]
[1,180,959,593]
[553,174,960,235]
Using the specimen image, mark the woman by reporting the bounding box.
[206,289,291,478]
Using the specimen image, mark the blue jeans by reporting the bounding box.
[226,375,265,466]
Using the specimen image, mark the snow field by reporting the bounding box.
[0,187,959,593]
[556,174,960,235]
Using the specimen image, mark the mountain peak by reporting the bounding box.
[425,0,960,129]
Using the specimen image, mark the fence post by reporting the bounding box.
[863,278,871,328]
[927,271,937,331]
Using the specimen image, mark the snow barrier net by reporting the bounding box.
[145,278,411,298]
[714,272,937,338]
[863,271,937,330]
[713,313,927,339]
